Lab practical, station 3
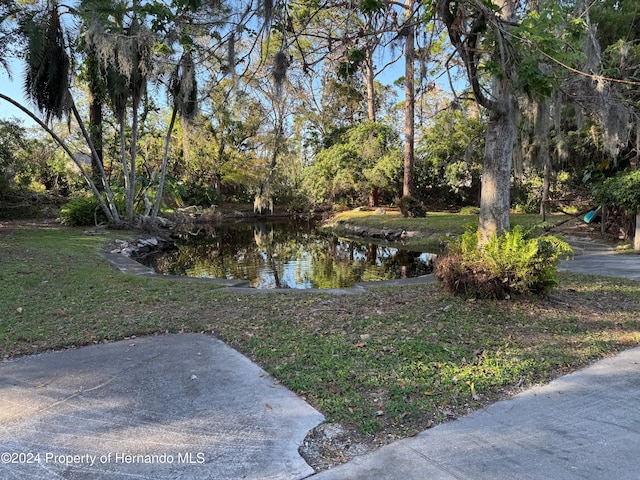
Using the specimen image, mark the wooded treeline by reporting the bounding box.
[0,0,638,243]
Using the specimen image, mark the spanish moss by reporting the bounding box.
[272,49,288,98]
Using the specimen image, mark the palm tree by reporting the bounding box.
[152,50,198,218]
[18,1,120,223]
[83,0,154,221]
[22,3,71,123]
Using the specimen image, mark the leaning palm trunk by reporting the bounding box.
[152,52,197,220]
[152,107,178,219]
[70,101,120,223]
[0,93,116,223]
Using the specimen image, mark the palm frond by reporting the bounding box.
[22,5,71,122]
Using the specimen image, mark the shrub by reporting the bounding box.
[58,194,126,226]
[459,206,480,215]
[397,195,426,218]
[176,181,219,208]
[597,169,640,212]
[434,225,572,298]
[59,195,100,226]
[511,176,544,214]
[0,185,47,219]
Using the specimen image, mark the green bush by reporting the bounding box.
[597,169,640,212]
[459,206,480,215]
[434,225,572,298]
[176,181,219,208]
[511,176,544,214]
[397,195,427,218]
[58,195,104,226]
[58,194,125,226]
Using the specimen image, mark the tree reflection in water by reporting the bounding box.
[144,220,434,289]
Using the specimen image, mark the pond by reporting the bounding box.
[141,220,435,289]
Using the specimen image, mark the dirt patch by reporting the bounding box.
[548,216,625,245]
[0,217,59,232]
[299,423,390,471]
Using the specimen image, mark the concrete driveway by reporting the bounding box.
[0,334,324,479]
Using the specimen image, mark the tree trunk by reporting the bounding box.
[540,161,550,220]
[88,81,104,192]
[477,0,518,244]
[635,212,640,252]
[367,243,377,262]
[152,107,177,219]
[181,116,191,165]
[403,0,415,197]
[364,47,376,122]
[479,85,517,243]
[215,137,225,200]
[255,111,283,215]
[127,104,140,222]
[369,187,380,207]
[118,115,131,220]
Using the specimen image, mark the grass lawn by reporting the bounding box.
[325,209,569,249]
[2,218,640,455]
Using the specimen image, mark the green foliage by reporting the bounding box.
[415,107,484,205]
[512,172,544,214]
[175,180,219,208]
[459,206,480,215]
[0,185,48,219]
[435,225,573,298]
[591,0,640,48]
[304,122,402,206]
[511,0,585,98]
[359,0,385,15]
[597,169,640,213]
[397,195,426,218]
[21,4,72,122]
[0,120,72,218]
[58,193,126,226]
[338,48,366,79]
[0,119,33,185]
[272,188,310,214]
[59,195,105,226]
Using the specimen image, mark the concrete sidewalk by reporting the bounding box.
[0,334,324,479]
[308,345,640,480]
[559,236,640,281]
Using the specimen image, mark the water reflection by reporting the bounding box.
[143,220,434,289]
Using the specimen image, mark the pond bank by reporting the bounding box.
[101,247,436,294]
[104,215,437,291]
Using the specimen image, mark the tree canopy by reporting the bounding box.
[0,0,637,249]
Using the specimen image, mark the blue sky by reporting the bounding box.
[0,60,35,126]
[0,49,452,132]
